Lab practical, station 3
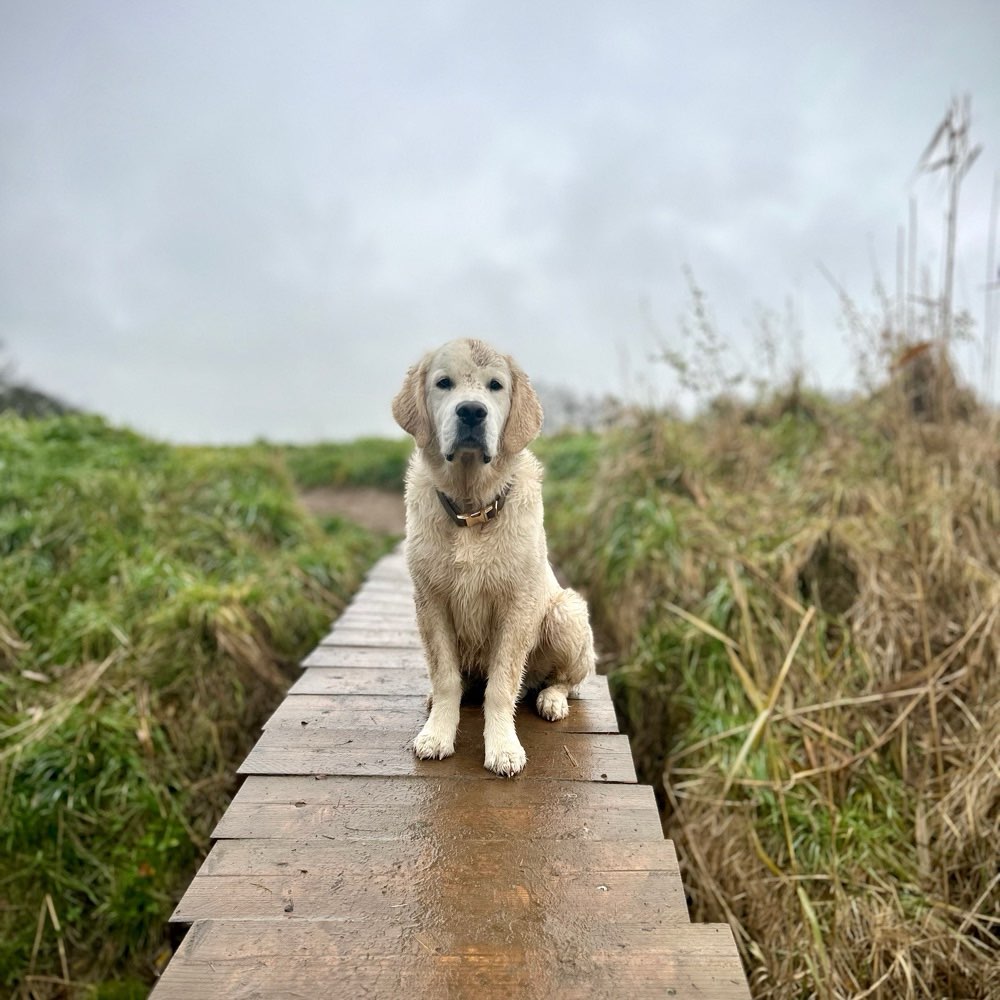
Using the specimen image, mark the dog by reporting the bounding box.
[392,338,596,776]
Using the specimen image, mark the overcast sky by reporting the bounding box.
[2,1,998,442]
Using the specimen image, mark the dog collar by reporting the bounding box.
[436,485,511,527]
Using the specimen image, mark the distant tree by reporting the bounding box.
[534,381,623,434]
[0,343,75,417]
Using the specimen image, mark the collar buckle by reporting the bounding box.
[461,507,491,527]
[436,485,511,528]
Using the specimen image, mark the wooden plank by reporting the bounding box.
[353,581,414,596]
[264,693,428,726]
[171,839,688,923]
[359,586,411,596]
[365,567,410,582]
[194,837,680,878]
[289,667,430,696]
[239,729,636,783]
[214,776,663,841]
[362,574,411,588]
[263,695,620,735]
[290,668,614,700]
[342,594,415,611]
[151,921,751,999]
[345,588,414,603]
[320,628,424,648]
[302,646,426,669]
[365,559,409,578]
[329,612,418,629]
[338,600,415,617]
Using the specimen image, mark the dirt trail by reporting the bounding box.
[298,486,406,535]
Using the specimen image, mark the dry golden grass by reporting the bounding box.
[544,392,999,999]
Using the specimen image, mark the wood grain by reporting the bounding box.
[151,920,750,999]
[328,612,418,630]
[195,837,679,878]
[289,667,615,699]
[214,776,663,842]
[263,695,620,734]
[171,839,688,924]
[320,627,424,648]
[289,667,430,696]
[239,729,636,783]
[301,646,426,668]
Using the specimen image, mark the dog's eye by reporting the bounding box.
[488,379,504,392]
[436,377,454,390]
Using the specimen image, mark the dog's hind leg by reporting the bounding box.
[534,588,596,722]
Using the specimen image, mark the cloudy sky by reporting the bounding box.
[2,1,998,442]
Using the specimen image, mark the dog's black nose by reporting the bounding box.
[456,401,488,426]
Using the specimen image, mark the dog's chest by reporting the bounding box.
[447,523,508,589]
[441,525,516,641]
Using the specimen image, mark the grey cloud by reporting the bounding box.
[2,1,999,441]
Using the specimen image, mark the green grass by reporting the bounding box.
[0,414,391,996]
[280,437,412,491]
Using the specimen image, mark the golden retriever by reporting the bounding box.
[392,338,596,776]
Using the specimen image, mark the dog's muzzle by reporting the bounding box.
[446,400,491,463]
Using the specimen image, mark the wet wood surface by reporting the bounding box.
[213,776,665,841]
[152,548,751,999]
[153,920,750,999]
[264,693,621,733]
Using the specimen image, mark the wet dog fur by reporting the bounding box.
[392,338,596,776]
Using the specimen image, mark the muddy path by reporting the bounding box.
[298,486,405,536]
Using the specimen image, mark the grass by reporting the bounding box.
[542,393,999,999]
[280,437,411,491]
[0,414,394,997]
[5,394,996,998]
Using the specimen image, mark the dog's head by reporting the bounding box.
[392,339,542,463]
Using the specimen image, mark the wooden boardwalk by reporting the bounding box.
[152,550,751,999]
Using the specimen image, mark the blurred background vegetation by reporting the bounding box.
[0,404,396,998]
[2,179,998,999]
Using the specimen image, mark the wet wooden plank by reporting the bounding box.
[288,668,610,711]
[214,776,663,841]
[239,729,636,783]
[365,572,411,584]
[194,837,680,878]
[263,695,620,734]
[151,921,750,999]
[328,612,418,630]
[340,595,415,613]
[344,588,414,603]
[290,667,430,696]
[302,646,426,668]
[345,585,415,613]
[319,628,424,648]
[364,558,409,578]
[171,839,688,923]
[352,581,414,597]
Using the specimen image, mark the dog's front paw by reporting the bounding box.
[536,687,569,721]
[484,739,527,777]
[414,724,455,760]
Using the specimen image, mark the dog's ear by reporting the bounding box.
[392,360,432,448]
[501,358,543,456]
